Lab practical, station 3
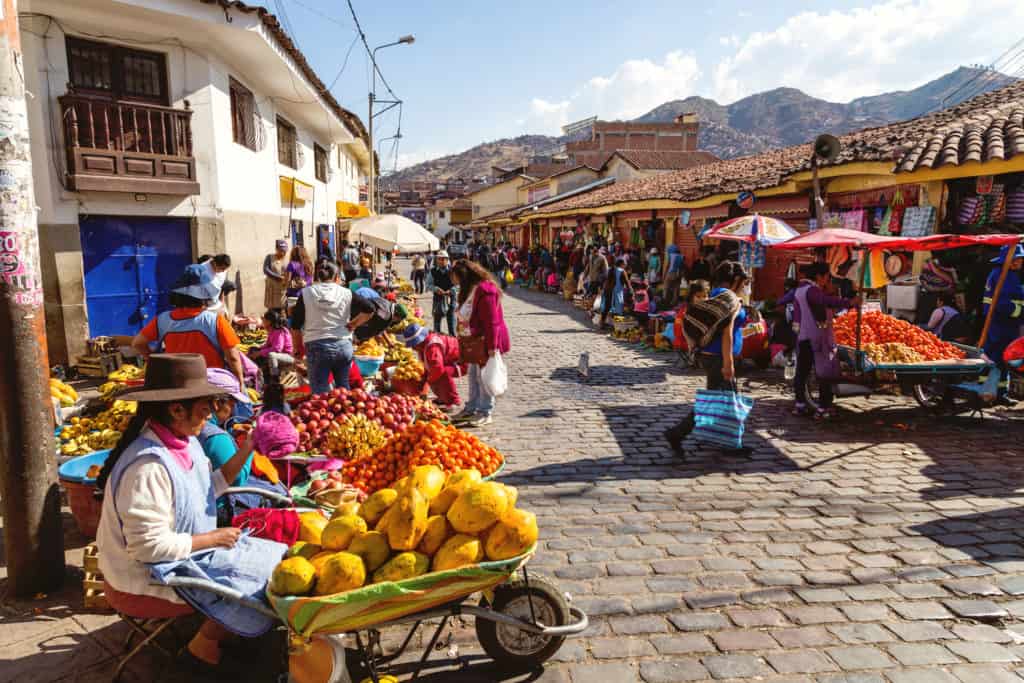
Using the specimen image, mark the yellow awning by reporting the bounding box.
[336,201,370,219]
[280,176,314,205]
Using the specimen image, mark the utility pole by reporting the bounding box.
[0,0,65,596]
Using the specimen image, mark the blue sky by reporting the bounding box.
[256,0,1018,169]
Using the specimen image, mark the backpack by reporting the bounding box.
[682,289,741,351]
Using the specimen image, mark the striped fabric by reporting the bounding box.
[693,390,754,450]
[267,547,534,637]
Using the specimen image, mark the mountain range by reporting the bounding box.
[389,67,1015,184]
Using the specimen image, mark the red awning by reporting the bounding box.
[772,230,1021,252]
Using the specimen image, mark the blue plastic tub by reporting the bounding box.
[58,449,111,484]
[354,354,384,377]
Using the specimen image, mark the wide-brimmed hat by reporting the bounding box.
[172,264,221,301]
[401,323,429,348]
[991,243,1024,264]
[205,367,250,404]
[435,250,449,259]
[118,354,228,403]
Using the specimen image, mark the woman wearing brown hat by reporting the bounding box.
[95,354,286,674]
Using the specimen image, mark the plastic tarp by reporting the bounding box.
[267,547,534,637]
[773,229,1021,252]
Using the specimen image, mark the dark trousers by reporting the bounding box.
[433,293,456,336]
[667,353,729,439]
[413,269,426,293]
[793,339,834,408]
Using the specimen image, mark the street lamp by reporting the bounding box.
[368,35,414,215]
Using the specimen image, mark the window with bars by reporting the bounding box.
[314,143,328,183]
[229,77,258,151]
[66,37,168,105]
[277,117,297,169]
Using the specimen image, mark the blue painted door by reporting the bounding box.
[80,216,192,337]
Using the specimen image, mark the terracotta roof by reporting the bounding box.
[199,1,368,144]
[607,149,720,171]
[522,164,599,187]
[538,79,1024,215]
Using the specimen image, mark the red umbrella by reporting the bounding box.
[770,228,892,249]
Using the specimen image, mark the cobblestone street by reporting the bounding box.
[5,279,1024,683]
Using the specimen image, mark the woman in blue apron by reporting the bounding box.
[95,354,286,675]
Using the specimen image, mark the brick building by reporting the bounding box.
[566,114,700,167]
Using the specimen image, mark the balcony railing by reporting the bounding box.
[58,93,200,195]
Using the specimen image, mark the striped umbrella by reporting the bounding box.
[703,214,799,245]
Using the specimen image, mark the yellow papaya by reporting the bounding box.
[314,552,366,595]
[331,501,361,519]
[416,515,450,556]
[298,511,328,544]
[347,531,390,572]
[408,465,446,501]
[432,534,483,572]
[372,551,429,583]
[484,508,538,561]
[428,469,482,516]
[285,541,322,561]
[386,489,428,551]
[446,482,510,535]
[321,515,367,551]
[270,557,316,596]
[359,488,398,525]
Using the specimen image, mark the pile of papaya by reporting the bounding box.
[270,465,537,597]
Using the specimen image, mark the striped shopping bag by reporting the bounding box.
[693,389,754,450]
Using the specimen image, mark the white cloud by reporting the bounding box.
[523,50,701,134]
[711,0,1024,104]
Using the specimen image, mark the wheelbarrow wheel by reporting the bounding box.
[475,573,570,669]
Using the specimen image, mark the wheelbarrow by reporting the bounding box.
[158,546,587,683]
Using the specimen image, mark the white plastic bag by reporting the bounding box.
[481,352,508,398]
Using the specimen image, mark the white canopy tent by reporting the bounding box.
[347,214,441,253]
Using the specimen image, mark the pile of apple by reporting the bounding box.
[306,470,364,500]
[291,388,421,454]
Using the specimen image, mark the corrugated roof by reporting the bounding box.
[538,79,1024,215]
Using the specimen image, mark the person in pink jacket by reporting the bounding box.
[451,259,511,427]
[250,309,295,379]
[401,323,466,408]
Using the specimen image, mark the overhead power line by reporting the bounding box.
[345,0,399,100]
[285,0,349,29]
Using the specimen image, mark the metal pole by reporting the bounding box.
[0,1,65,596]
[811,155,824,227]
[367,91,374,215]
[978,247,1017,349]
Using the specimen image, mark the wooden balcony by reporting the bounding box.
[58,94,200,195]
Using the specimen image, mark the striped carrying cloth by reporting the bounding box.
[693,389,754,450]
[267,547,534,637]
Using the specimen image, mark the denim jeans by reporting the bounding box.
[433,292,456,336]
[465,362,496,417]
[305,338,353,395]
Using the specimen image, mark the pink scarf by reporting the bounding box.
[149,421,193,472]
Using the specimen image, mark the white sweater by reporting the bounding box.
[96,430,228,603]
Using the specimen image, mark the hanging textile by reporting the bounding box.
[840,209,866,231]
[737,241,766,269]
[900,206,936,237]
[861,249,892,289]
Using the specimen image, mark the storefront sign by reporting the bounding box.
[976,175,995,195]
[737,191,755,209]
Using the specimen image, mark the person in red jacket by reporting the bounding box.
[400,323,466,408]
[451,259,511,427]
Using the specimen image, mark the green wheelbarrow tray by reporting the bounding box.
[266,543,586,640]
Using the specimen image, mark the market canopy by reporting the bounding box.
[347,214,440,253]
[703,214,799,245]
[773,229,1022,252]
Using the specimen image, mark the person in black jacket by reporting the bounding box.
[430,250,456,335]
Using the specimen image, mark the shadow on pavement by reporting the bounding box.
[352,655,546,682]
[908,506,1024,566]
[549,365,669,386]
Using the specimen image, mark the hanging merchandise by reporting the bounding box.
[871,207,886,233]
[958,196,982,225]
[737,241,766,269]
[840,209,866,231]
[860,249,892,289]
[900,206,936,237]
[645,221,658,243]
[629,225,641,247]
[888,188,906,235]
[822,211,844,229]
[1006,190,1024,223]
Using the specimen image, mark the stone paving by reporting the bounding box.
[4,270,1024,682]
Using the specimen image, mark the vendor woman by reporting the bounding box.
[95,354,285,674]
[401,322,466,409]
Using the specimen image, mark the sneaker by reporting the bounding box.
[451,410,477,423]
[465,414,493,428]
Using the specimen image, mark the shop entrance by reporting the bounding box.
[80,216,192,338]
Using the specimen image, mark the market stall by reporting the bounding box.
[772,229,1023,413]
[347,214,441,254]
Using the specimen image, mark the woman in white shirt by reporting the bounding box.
[95,353,285,674]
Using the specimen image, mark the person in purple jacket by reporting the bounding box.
[450,259,511,428]
[792,263,859,419]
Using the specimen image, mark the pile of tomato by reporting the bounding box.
[834,311,965,361]
[341,420,504,494]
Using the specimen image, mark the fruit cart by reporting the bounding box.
[772,230,1023,414]
[161,549,587,682]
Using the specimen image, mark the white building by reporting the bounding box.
[20,0,371,363]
